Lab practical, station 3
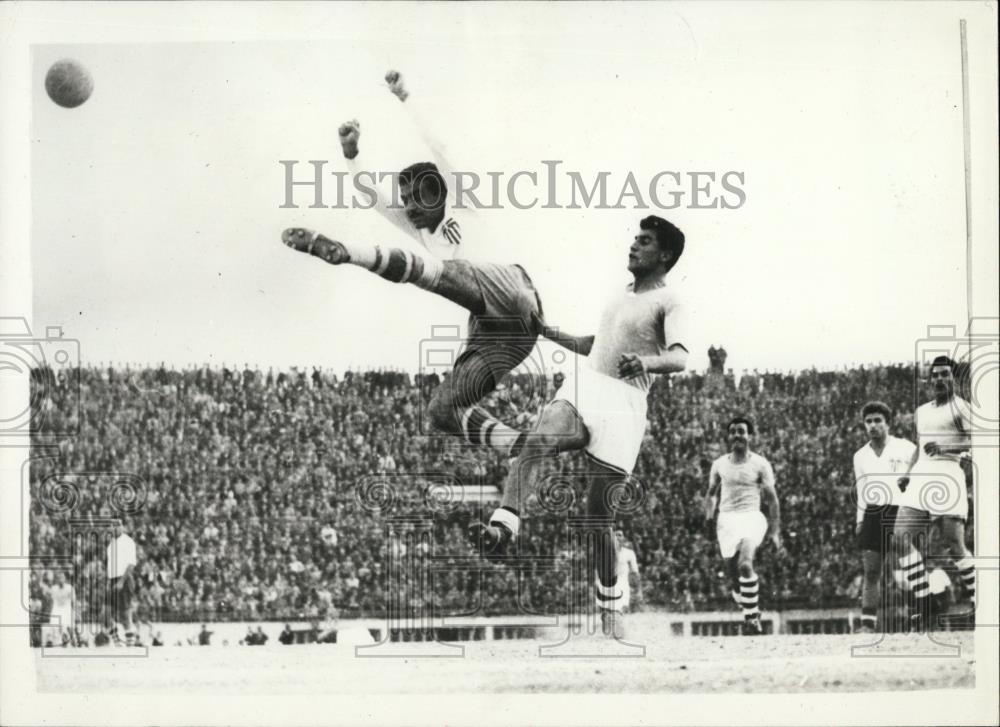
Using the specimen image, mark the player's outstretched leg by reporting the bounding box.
[587,458,627,639]
[426,348,528,458]
[283,229,489,314]
[735,541,763,635]
[469,400,587,561]
[283,227,443,286]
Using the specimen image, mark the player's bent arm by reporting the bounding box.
[640,345,689,375]
[340,121,419,243]
[387,71,461,191]
[704,468,721,521]
[761,482,781,538]
[541,327,595,356]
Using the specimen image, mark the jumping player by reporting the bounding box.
[284,70,554,457]
[469,215,689,638]
[894,355,976,629]
[851,401,917,633]
[703,417,781,636]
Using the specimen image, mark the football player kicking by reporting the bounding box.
[703,417,781,636]
[285,70,560,457]
[851,401,918,633]
[894,355,976,630]
[469,215,689,639]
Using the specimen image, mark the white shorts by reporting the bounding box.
[716,510,767,559]
[619,582,631,612]
[552,366,648,474]
[898,460,969,520]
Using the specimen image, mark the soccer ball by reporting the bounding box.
[45,59,94,109]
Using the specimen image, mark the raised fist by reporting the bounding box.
[385,70,409,102]
[339,119,360,160]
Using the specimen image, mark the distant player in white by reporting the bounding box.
[615,529,641,612]
[470,215,689,639]
[895,356,976,627]
[704,417,781,636]
[851,401,917,633]
[284,70,554,459]
[47,570,75,646]
[106,520,138,644]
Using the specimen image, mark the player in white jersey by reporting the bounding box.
[894,356,976,628]
[106,520,138,645]
[851,401,918,633]
[615,530,641,612]
[46,570,76,646]
[469,215,689,638]
[283,71,549,458]
[704,417,781,636]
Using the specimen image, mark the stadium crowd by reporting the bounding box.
[28,359,974,628]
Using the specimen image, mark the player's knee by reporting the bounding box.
[426,394,461,434]
[737,559,754,579]
[522,429,562,456]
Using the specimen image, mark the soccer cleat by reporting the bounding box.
[742,616,764,636]
[857,623,876,635]
[908,612,924,633]
[282,228,350,264]
[468,520,513,562]
[600,608,625,640]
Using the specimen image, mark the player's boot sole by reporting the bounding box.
[468,521,513,563]
[282,228,350,264]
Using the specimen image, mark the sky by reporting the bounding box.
[29,3,999,375]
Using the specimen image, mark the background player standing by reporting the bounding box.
[106,519,138,645]
[704,417,781,636]
[47,570,76,647]
[894,355,976,629]
[470,215,689,639]
[851,401,917,633]
[284,70,553,457]
[615,529,642,613]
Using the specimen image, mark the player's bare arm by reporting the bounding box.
[704,468,721,521]
[897,444,921,492]
[539,323,595,355]
[618,344,688,379]
[761,481,782,550]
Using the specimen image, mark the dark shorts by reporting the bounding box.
[108,576,135,620]
[454,262,542,385]
[857,505,898,552]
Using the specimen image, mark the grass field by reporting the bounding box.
[35,621,975,695]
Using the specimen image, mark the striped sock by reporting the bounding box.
[595,573,624,613]
[861,607,877,629]
[367,246,443,290]
[739,575,760,619]
[460,407,524,454]
[899,551,930,609]
[955,557,976,605]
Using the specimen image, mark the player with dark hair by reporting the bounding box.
[894,355,976,629]
[704,417,781,635]
[851,401,918,633]
[469,215,689,638]
[284,70,562,457]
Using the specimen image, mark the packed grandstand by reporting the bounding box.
[28,361,975,631]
